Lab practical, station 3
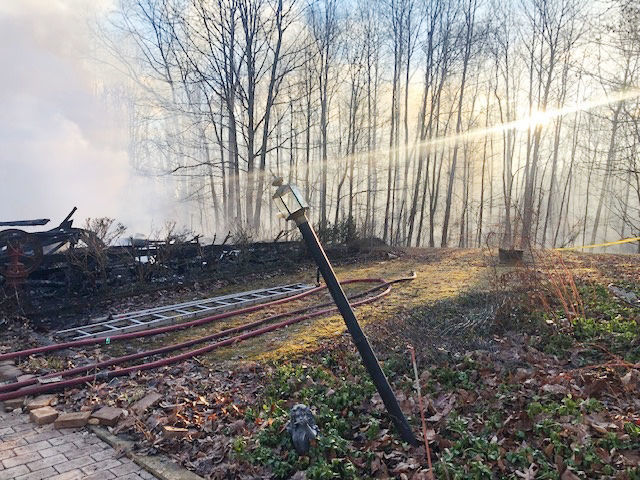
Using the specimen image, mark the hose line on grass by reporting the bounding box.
[0,274,415,401]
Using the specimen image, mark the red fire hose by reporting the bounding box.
[0,283,333,362]
[0,279,394,395]
[0,275,415,401]
[0,278,400,362]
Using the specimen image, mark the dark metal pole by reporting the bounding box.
[295,214,418,445]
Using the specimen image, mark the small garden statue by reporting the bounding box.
[286,404,319,455]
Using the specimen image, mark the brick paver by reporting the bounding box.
[0,409,157,480]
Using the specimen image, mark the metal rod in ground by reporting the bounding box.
[296,215,418,445]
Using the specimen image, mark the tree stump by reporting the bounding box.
[498,248,524,264]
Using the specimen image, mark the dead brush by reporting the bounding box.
[66,217,126,290]
[535,251,585,325]
[490,250,584,333]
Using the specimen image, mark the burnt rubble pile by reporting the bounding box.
[2,240,306,296]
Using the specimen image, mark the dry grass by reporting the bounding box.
[102,248,640,368]
[203,249,490,364]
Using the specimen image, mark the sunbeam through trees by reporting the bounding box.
[103,0,640,250]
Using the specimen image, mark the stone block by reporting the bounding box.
[54,411,92,429]
[2,397,25,411]
[26,394,57,411]
[91,406,124,427]
[130,392,161,415]
[0,364,22,381]
[30,406,59,425]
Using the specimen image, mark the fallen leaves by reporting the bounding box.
[426,393,456,423]
[515,463,538,479]
[560,467,580,480]
[585,414,616,435]
[541,383,569,395]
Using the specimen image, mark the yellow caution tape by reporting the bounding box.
[554,236,640,251]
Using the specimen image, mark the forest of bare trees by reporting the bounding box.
[104,0,640,250]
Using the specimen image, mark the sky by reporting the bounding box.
[0,0,178,236]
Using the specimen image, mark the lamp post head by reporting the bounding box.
[272,177,309,224]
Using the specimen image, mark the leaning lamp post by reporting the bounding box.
[272,178,417,445]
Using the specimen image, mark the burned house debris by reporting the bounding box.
[0,207,99,287]
[0,208,308,300]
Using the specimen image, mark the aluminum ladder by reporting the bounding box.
[55,283,314,340]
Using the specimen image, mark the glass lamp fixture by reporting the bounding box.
[272,178,309,223]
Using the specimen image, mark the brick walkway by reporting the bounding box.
[0,409,158,480]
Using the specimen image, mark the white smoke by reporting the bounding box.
[0,0,180,236]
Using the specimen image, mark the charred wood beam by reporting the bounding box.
[0,219,50,227]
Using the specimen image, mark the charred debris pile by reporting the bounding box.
[0,210,392,320]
